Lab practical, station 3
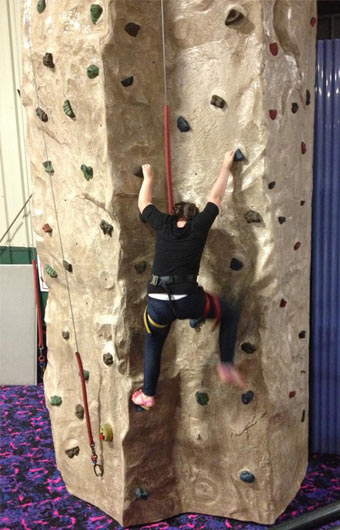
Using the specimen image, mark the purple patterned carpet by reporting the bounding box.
[1,384,339,530]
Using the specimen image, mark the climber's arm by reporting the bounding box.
[207,150,235,209]
[138,164,154,214]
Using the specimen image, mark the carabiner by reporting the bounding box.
[93,463,103,477]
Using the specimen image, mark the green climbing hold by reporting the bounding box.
[83,370,90,381]
[37,0,46,14]
[87,64,99,79]
[63,100,75,118]
[195,391,209,406]
[91,4,103,24]
[81,164,93,181]
[50,395,62,406]
[43,161,54,175]
[45,264,57,278]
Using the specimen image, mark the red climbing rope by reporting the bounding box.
[164,104,174,213]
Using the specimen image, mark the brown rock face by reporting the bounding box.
[22,0,316,526]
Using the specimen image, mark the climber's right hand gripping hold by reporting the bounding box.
[138,164,155,214]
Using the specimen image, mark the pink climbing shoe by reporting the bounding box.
[217,361,247,390]
[131,388,156,410]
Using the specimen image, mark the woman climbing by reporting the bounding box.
[131,149,247,410]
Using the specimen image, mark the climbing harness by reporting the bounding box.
[160,0,174,214]
[143,307,168,335]
[202,292,222,330]
[32,259,47,377]
[27,10,102,477]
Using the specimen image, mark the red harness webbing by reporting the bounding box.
[202,292,221,330]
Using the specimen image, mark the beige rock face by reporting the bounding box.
[22,0,316,525]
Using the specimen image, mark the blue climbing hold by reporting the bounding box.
[241,391,254,404]
[230,258,243,271]
[234,148,245,161]
[190,318,204,328]
[135,487,149,500]
[240,471,255,483]
[177,116,190,132]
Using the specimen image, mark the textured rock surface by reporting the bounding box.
[22,0,316,526]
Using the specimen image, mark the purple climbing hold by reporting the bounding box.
[177,116,191,132]
[121,76,134,87]
[241,391,254,405]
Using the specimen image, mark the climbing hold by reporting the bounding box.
[300,200,305,206]
[42,223,52,233]
[36,107,48,122]
[65,446,80,458]
[225,8,244,25]
[125,22,141,37]
[90,4,103,24]
[50,395,62,406]
[63,260,73,273]
[135,488,149,500]
[43,53,54,68]
[87,64,99,79]
[306,89,311,106]
[103,353,113,365]
[280,298,287,308]
[234,148,245,161]
[299,330,306,339]
[289,391,296,399]
[80,164,93,181]
[241,391,254,405]
[240,471,255,483]
[100,220,113,236]
[177,116,191,132]
[43,160,54,175]
[62,331,70,340]
[244,210,263,224]
[230,258,243,271]
[37,0,46,13]
[294,242,301,251]
[134,261,147,274]
[278,216,286,224]
[241,342,257,354]
[268,181,276,189]
[45,264,57,278]
[121,76,134,87]
[63,100,75,118]
[310,17,317,27]
[100,423,113,442]
[301,142,307,154]
[269,110,277,120]
[210,95,226,109]
[195,391,209,406]
[190,318,204,329]
[75,404,84,419]
[83,370,90,381]
[133,165,144,178]
[269,43,279,56]
[291,102,299,113]
[301,409,306,422]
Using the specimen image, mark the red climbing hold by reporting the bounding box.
[294,242,301,251]
[269,110,277,120]
[301,142,307,154]
[270,43,278,56]
[289,391,296,398]
[280,299,287,308]
[310,17,317,27]
[42,223,52,233]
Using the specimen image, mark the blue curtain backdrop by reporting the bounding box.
[311,39,340,455]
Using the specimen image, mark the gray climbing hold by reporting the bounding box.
[125,22,141,37]
[65,446,80,458]
[306,89,311,106]
[43,53,54,68]
[210,95,226,109]
[75,404,84,419]
[36,107,48,122]
[90,4,103,24]
[268,181,276,189]
[63,260,73,273]
[195,391,209,406]
[240,471,255,483]
[83,370,89,381]
[241,391,254,404]
[134,261,147,274]
[133,165,144,178]
[234,148,245,161]
[121,76,134,87]
[299,331,306,339]
[278,216,286,224]
[45,264,57,278]
[241,342,257,354]
[43,160,54,175]
[63,100,75,118]
[291,102,299,113]
[50,395,62,406]
[230,258,243,271]
[81,164,93,181]
[177,116,190,132]
[37,0,46,13]
[135,488,149,500]
[62,331,70,340]
[103,353,113,365]
[244,210,263,223]
[87,64,99,79]
[225,8,244,25]
[100,220,113,236]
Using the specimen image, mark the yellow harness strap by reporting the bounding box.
[143,307,168,334]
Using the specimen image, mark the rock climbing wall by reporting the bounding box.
[22,0,316,526]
